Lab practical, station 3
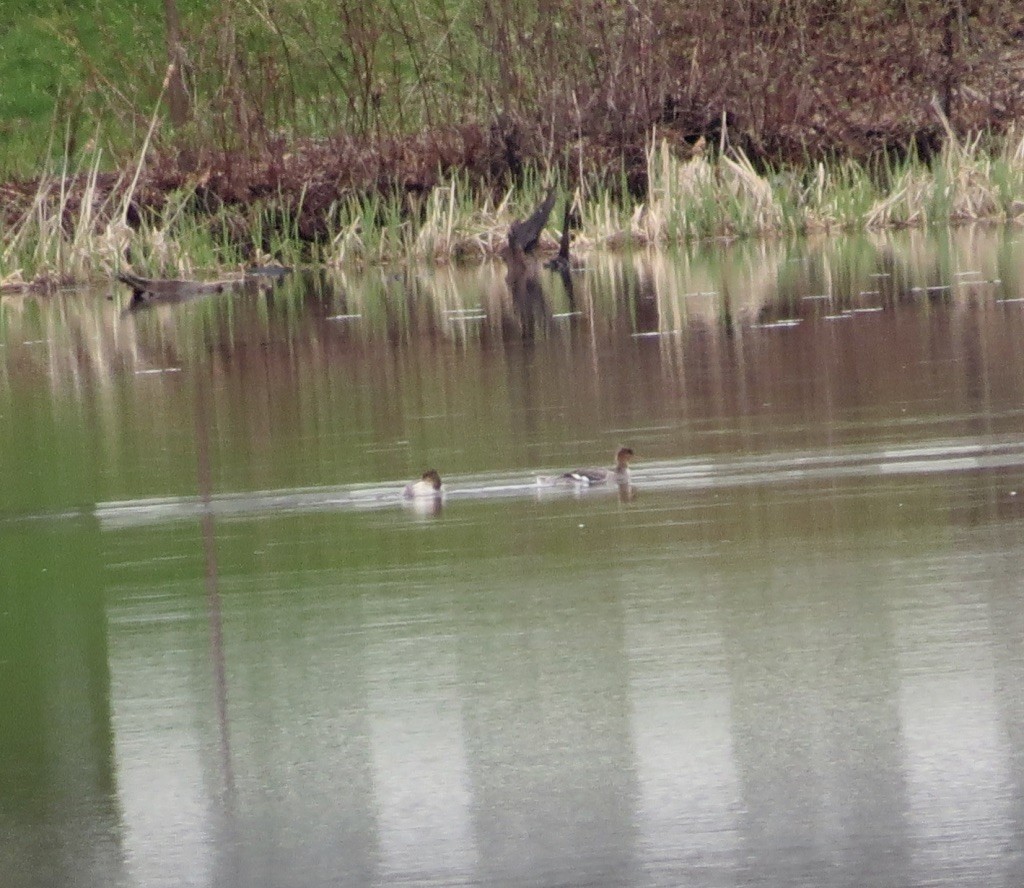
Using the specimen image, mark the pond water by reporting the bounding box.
[3,227,1024,887]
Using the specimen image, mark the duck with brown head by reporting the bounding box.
[558,447,635,485]
[403,469,443,498]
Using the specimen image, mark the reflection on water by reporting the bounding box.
[94,498,1024,888]
[3,227,1024,887]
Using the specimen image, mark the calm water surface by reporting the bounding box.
[3,228,1024,887]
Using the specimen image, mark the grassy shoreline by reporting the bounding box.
[5,3,1024,289]
[5,122,1024,291]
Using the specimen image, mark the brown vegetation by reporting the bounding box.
[5,1,1024,252]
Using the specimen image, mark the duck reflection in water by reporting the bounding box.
[503,187,557,339]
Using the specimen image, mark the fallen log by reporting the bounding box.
[116,271,244,303]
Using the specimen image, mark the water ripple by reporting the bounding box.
[92,436,1024,529]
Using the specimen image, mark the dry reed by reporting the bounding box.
[7,127,1024,288]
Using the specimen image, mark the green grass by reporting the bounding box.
[0,0,177,174]
[3,0,1015,178]
[0,0,500,176]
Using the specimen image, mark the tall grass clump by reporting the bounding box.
[325,191,413,267]
[412,179,487,263]
[861,126,1024,229]
[619,138,832,246]
[988,132,1024,219]
[607,127,1024,251]
[323,174,561,267]
[804,160,881,230]
[0,145,124,288]
[245,192,308,270]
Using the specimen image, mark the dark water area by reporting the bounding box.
[3,227,1024,887]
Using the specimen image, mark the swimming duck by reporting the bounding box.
[559,447,635,485]
[403,469,443,498]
